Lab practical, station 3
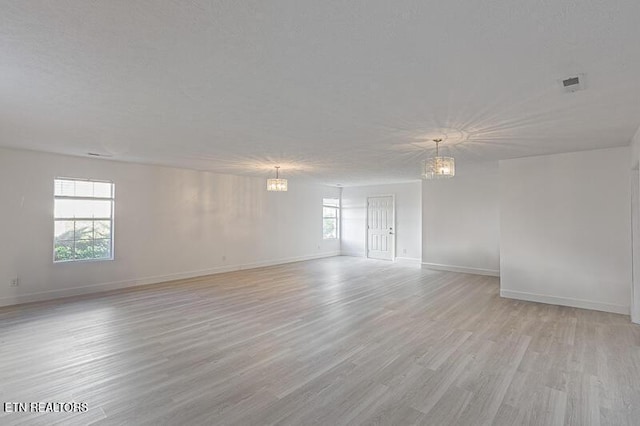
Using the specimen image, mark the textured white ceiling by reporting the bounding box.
[2,0,640,185]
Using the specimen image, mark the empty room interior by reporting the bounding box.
[1,1,640,425]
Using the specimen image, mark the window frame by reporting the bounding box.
[322,197,340,240]
[53,177,115,263]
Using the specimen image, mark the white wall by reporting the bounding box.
[341,182,421,261]
[632,125,640,169]
[422,162,500,276]
[0,147,340,306]
[500,147,632,314]
[631,127,640,323]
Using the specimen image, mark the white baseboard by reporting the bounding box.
[340,251,365,258]
[500,289,629,315]
[421,262,500,277]
[0,251,341,307]
[341,253,421,264]
[395,257,421,264]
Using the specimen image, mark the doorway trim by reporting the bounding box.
[365,194,396,261]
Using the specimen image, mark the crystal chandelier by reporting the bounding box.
[423,138,455,179]
[266,166,288,191]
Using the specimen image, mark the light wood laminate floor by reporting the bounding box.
[1,256,639,425]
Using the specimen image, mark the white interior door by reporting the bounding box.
[367,196,395,261]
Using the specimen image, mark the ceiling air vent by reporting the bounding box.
[560,74,585,93]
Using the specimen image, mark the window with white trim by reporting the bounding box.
[323,198,340,240]
[54,178,115,262]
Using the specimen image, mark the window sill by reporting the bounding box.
[53,257,114,264]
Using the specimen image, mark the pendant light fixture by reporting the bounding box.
[266,166,288,191]
[423,138,455,179]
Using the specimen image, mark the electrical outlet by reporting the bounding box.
[10,278,19,287]
[403,248,407,255]
[222,255,226,261]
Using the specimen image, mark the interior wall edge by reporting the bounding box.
[395,257,421,264]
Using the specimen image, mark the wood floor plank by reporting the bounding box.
[0,256,638,425]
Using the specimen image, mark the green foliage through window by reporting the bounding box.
[323,198,340,239]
